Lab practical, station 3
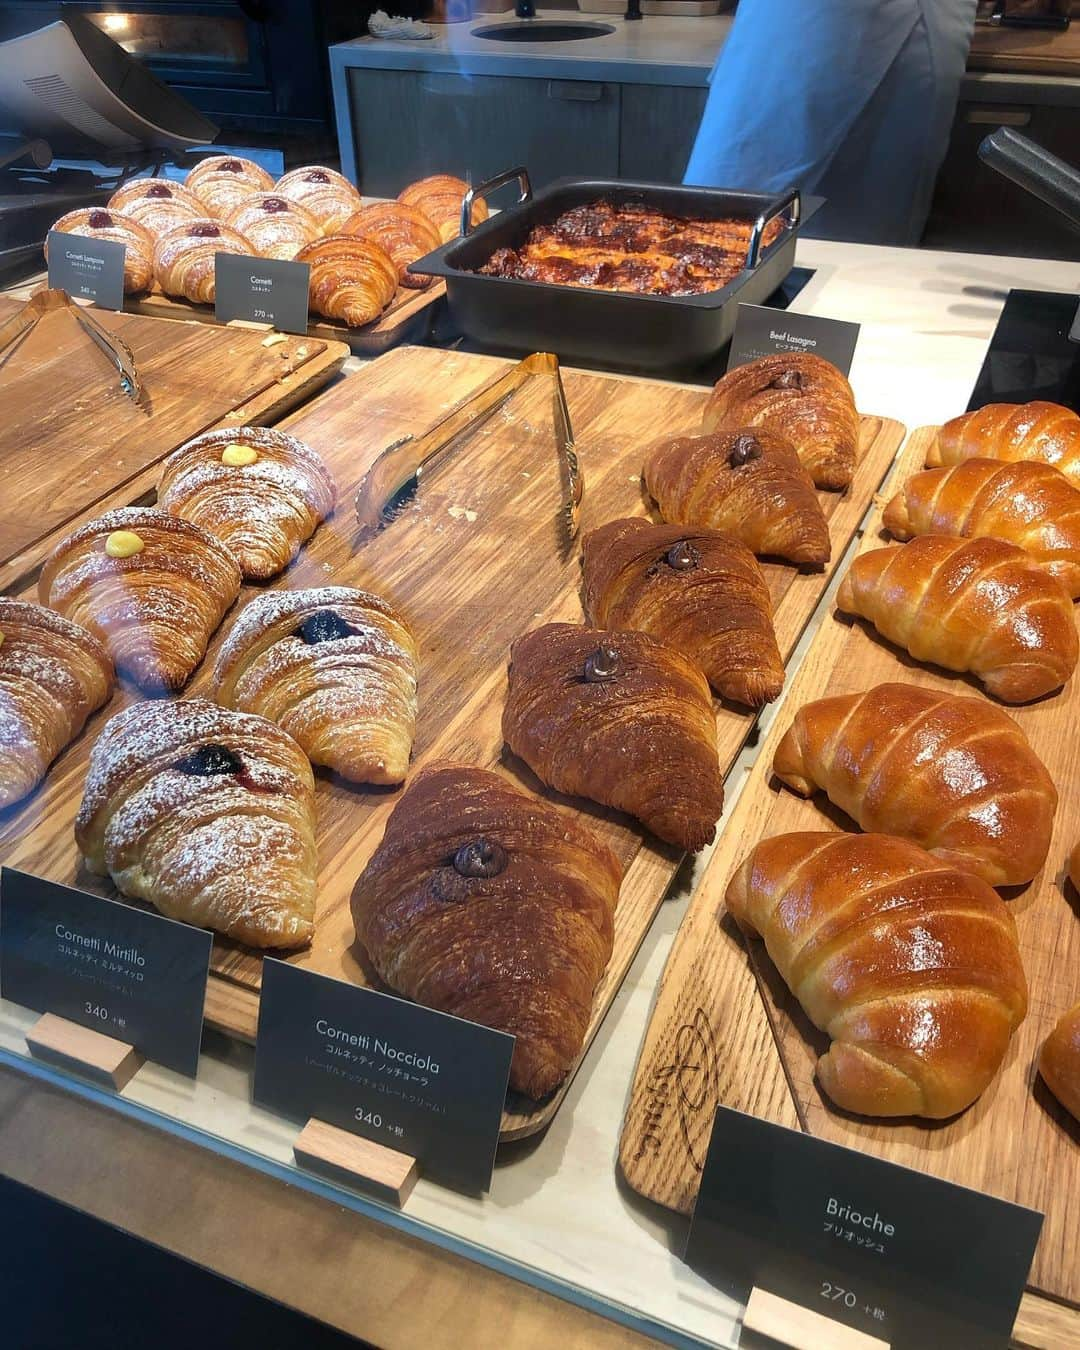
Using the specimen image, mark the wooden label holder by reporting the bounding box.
[26,1012,144,1091]
[293,1118,419,1209]
[742,1288,890,1350]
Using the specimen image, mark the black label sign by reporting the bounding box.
[214,254,310,334]
[727,302,860,375]
[0,868,212,1078]
[46,230,126,310]
[686,1106,1042,1349]
[254,959,514,1194]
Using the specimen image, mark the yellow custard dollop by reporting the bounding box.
[222,443,259,467]
[105,530,145,559]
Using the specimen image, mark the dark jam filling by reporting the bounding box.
[145,183,173,199]
[305,169,330,183]
[261,196,289,213]
[190,222,221,238]
[295,609,355,645]
[88,210,112,229]
[174,744,243,777]
[221,159,244,173]
[452,838,508,879]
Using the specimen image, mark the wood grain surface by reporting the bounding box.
[619,427,1080,1311]
[0,344,904,1140]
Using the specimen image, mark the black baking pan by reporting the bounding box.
[408,167,805,374]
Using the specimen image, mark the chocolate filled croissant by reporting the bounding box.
[46,208,154,293]
[157,426,337,581]
[214,586,418,785]
[185,154,274,218]
[883,458,1080,597]
[702,352,859,490]
[502,623,723,851]
[398,174,488,243]
[582,518,783,706]
[644,427,830,566]
[294,235,398,328]
[109,178,204,237]
[726,832,1028,1118]
[927,401,1080,489]
[153,218,255,305]
[836,535,1078,704]
[76,699,317,948]
[1040,1001,1080,1123]
[0,599,114,811]
[38,507,241,695]
[275,166,362,235]
[773,683,1057,886]
[351,763,622,1098]
[224,193,321,261]
[341,201,440,288]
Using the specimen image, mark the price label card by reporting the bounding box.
[0,868,212,1078]
[685,1106,1042,1350]
[254,959,514,1194]
[214,254,310,334]
[46,230,126,311]
[727,302,860,375]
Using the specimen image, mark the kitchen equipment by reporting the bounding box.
[0,288,141,403]
[471,20,615,38]
[410,169,804,373]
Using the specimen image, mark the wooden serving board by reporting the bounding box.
[0,296,348,591]
[0,345,903,1140]
[619,427,1080,1310]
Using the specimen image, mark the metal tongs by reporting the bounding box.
[0,288,142,403]
[354,350,583,542]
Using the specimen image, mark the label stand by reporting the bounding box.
[26,1012,144,1091]
[742,1288,890,1350]
[293,1118,419,1208]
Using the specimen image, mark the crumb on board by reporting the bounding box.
[261,333,288,348]
[447,505,478,523]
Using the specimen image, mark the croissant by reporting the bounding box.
[185,154,274,218]
[340,201,440,289]
[153,219,255,305]
[502,623,723,851]
[702,352,859,490]
[644,426,830,566]
[275,166,362,235]
[398,174,488,243]
[927,402,1080,490]
[582,518,783,706]
[38,507,241,695]
[883,458,1080,598]
[0,599,114,811]
[351,762,622,1098]
[157,426,337,581]
[294,235,397,327]
[46,208,153,293]
[108,178,204,237]
[837,536,1078,704]
[214,586,418,785]
[773,683,1057,887]
[726,831,1028,1118]
[75,699,317,948]
[1040,1002,1080,1123]
[224,193,321,261]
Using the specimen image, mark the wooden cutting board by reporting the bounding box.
[619,427,1080,1311]
[0,297,348,589]
[0,344,904,1140]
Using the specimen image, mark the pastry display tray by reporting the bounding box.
[619,428,1080,1309]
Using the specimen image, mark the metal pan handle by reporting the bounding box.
[978,127,1080,232]
[745,187,801,270]
[461,167,533,237]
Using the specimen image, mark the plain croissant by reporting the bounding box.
[1039,1001,1080,1124]
[773,683,1057,886]
[726,831,1028,1118]
[927,401,1080,490]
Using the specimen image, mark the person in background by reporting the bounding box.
[684,0,978,246]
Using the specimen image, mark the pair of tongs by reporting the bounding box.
[0,288,142,404]
[354,351,583,542]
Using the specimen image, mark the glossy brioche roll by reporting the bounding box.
[726,832,1028,1118]
[157,426,337,581]
[1040,1001,1080,1123]
[398,174,488,243]
[340,200,440,288]
[773,683,1057,887]
[836,535,1078,704]
[108,178,204,237]
[295,234,397,327]
[582,518,783,706]
[702,351,859,490]
[275,165,362,234]
[214,586,418,785]
[502,622,723,852]
[927,401,1080,489]
[224,193,320,260]
[38,507,241,695]
[75,699,317,949]
[644,426,830,566]
[185,154,274,217]
[351,762,622,1099]
[0,599,114,811]
[153,218,254,305]
[883,457,1080,597]
[46,208,153,293]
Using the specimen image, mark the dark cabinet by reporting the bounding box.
[618,84,707,181]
